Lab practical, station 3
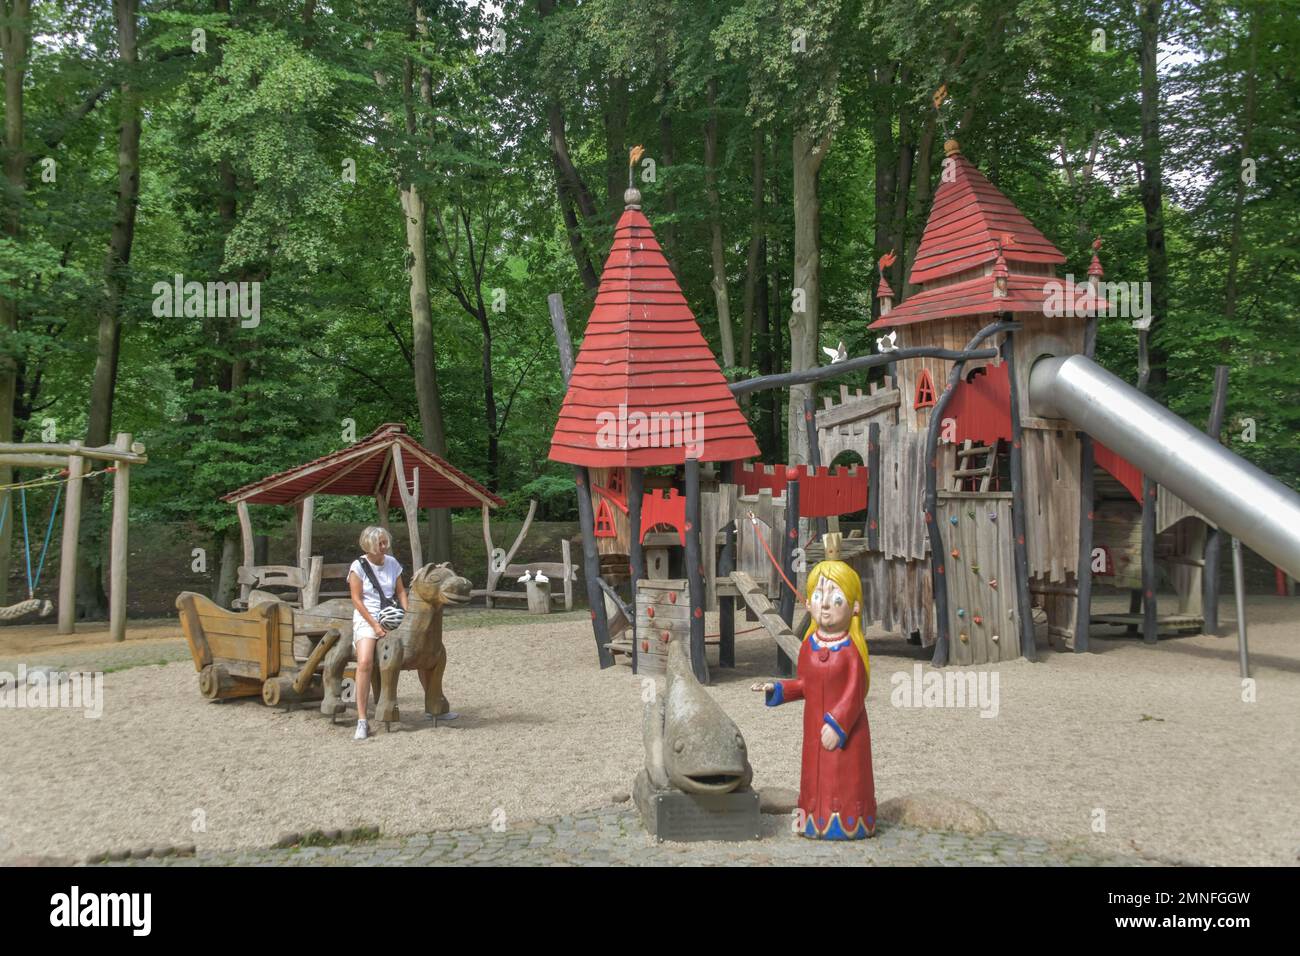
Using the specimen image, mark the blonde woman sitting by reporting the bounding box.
[347,526,408,740]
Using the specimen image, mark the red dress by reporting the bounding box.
[766,632,877,839]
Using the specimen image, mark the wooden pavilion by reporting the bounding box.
[221,423,503,607]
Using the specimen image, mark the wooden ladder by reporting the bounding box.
[951,439,996,492]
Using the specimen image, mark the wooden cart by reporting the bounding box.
[176,592,353,707]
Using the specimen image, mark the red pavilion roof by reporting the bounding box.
[222,423,504,509]
[907,148,1066,287]
[548,206,759,467]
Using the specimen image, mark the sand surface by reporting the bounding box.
[0,596,1296,865]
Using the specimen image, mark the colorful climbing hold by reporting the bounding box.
[971,564,980,574]
[973,615,983,625]
[967,510,976,519]
[949,515,959,526]
[991,634,1000,643]
[988,512,997,522]
[957,608,966,617]
[989,578,998,589]
[951,548,960,559]
[959,632,969,643]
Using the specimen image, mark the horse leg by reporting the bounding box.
[375,635,403,723]
[320,632,352,717]
[423,646,450,717]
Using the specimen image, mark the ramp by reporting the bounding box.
[728,571,804,661]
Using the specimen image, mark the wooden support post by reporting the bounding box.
[1075,314,1099,653]
[628,467,645,673]
[866,423,881,551]
[1202,365,1230,633]
[684,456,709,685]
[575,466,614,668]
[549,292,612,668]
[1232,537,1250,677]
[390,445,422,569]
[296,495,315,572]
[57,446,86,634]
[1141,477,1157,644]
[1001,335,1037,662]
[803,397,828,540]
[1075,437,1095,654]
[717,461,736,668]
[777,469,799,678]
[481,505,496,609]
[236,500,255,605]
[561,537,574,611]
[109,432,131,643]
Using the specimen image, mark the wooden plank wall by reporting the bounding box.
[1022,428,1081,583]
[1031,575,1079,647]
[852,552,935,646]
[1157,487,1215,533]
[1094,500,1144,589]
[589,466,631,556]
[878,424,929,561]
[816,380,901,465]
[895,317,996,433]
[936,494,1018,663]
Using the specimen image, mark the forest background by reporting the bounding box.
[1,0,1295,615]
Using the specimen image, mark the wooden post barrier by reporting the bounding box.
[716,461,736,669]
[57,444,86,634]
[684,456,709,685]
[109,432,131,642]
[628,467,645,673]
[777,468,799,678]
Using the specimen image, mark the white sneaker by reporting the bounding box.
[354,719,369,740]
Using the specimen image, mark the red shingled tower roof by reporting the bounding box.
[548,201,759,467]
[871,142,1088,329]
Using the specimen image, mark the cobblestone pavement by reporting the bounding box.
[97,805,1156,867]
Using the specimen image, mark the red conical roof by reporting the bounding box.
[907,149,1065,287]
[548,207,759,467]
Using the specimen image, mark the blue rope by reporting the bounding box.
[0,495,7,537]
[33,482,62,591]
[20,486,33,598]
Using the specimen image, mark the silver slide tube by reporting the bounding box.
[1028,355,1300,578]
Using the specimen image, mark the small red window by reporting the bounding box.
[594,499,617,537]
[608,468,624,494]
[914,369,937,409]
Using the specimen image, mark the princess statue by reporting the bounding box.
[753,533,877,839]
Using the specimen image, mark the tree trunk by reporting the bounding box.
[657,79,677,270]
[0,0,31,606]
[603,77,629,218]
[1222,6,1258,337]
[903,112,938,298]
[741,125,765,372]
[77,0,141,618]
[475,302,499,491]
[1137,0,1170,399]
[787,127,828,465]
[704,77,735,371]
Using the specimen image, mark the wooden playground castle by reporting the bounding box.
[547,142,1232,677]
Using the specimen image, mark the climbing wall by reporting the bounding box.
[935,494,1019,664]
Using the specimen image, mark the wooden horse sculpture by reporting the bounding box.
[320,563,472,725]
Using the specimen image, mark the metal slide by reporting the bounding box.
[1028,355,1300,578]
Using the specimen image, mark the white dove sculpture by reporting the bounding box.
[821,340,848,364]
[535,571,549,585]
[517,569,533,584]
[876,330,899,353]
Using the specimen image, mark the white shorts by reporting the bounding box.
[353,614,380,642]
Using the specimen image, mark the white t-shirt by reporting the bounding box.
[349,554,404,619]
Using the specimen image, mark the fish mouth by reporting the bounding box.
[682,772,746,793]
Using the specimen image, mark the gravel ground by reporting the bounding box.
[0,596,1296,866]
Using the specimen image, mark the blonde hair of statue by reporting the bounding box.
[802,560,870,692]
